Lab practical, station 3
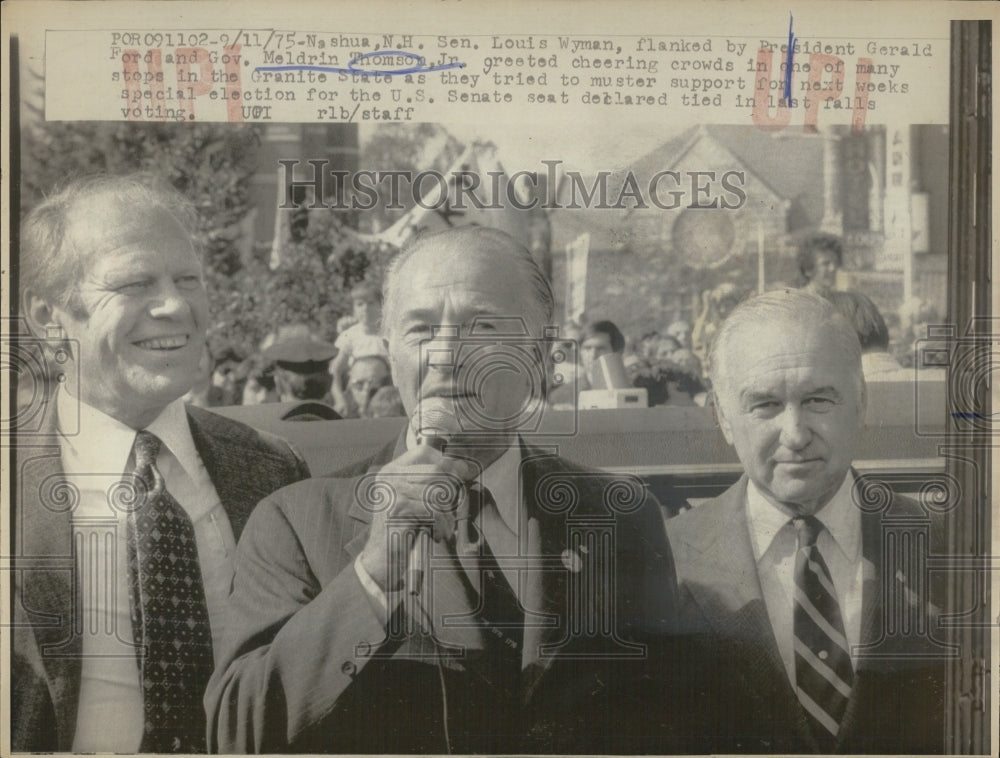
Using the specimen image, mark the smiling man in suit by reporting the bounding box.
[206,226,681,754]
[10,174,310,752]
[665,289,947,754]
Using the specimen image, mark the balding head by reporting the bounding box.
[708,289,866,516]
[709,289,863,400]
[379,226,554,440]
[382,226,553,339]
[20,173,208,429]
[21,173,199,314]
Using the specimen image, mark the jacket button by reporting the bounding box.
[356,640,371,657]
[341,661,357,677]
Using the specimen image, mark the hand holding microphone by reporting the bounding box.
[407,399,460,596]
[357,399,476,595]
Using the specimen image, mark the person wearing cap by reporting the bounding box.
[263,335,342,421]
[206,226,684,754]
[11,174,311,753]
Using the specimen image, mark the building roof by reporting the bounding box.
[549,124,826,251]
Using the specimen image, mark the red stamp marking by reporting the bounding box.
[752,47,871,133]
[120,45,244,122]
[852,57,873,134]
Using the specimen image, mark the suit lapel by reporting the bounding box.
[515,448,569,700]
[673,478,817,749]
[857,504,884,657]
[186,407,257,541]
[343,436,407,560]
[15,408,82,749]
[676,479,776,645]
[334,442,616,701]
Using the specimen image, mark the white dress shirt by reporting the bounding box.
[745,473,863,685]
[57,390,237,752]
[355,439,524,613]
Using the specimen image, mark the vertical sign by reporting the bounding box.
[882,126,912,276]
[564,233,590,324]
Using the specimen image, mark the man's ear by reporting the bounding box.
[857,374,869,425]
[711,390,736,446]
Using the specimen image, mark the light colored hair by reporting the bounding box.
[20,173,199,314]
[709,288,864,397]
[381,226,554,335]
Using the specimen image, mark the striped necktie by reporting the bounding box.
[792,515,854,750]
[126,431,213,753]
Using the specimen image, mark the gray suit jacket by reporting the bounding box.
[206,437,681,754]
[665,475,949,754]
[10,404,310,751]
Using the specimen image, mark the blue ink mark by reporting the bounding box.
[255,49,465,77]
[783,13,796,102]
[951,412,1000,420]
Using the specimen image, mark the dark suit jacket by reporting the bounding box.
[664,475,949,754]
[206,438,682,754]
[10,404,311,752]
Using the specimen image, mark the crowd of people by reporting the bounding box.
[180,230,940,422]
[11,173,948,755]
[546,232,943,411]
[183,282,405,421]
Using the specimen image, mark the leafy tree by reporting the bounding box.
[216,212,394,357]
[361,123,463,231]
[22,120,261,280]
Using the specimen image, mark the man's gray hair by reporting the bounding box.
[381,226,554,333]
[708,288,863,392]
[20,173,200,312]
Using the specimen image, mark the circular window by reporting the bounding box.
[671,209,737,268]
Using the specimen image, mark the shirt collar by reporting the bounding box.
[746,472,860,563]
[404,428,523,535]
[57,389,198,479]
[480,442,522,535]
[57,387,136,474]
[817,473,861,562]
[145,398,201,482]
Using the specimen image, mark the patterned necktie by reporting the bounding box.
[467,486,523,655]
[446,485,524,751]
[792,515,854,750]
[125,431,213,753]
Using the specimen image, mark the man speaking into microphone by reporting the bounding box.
[206,227,682,754]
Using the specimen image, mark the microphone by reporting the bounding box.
[407,399,461,596]
[412,397,460,451]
